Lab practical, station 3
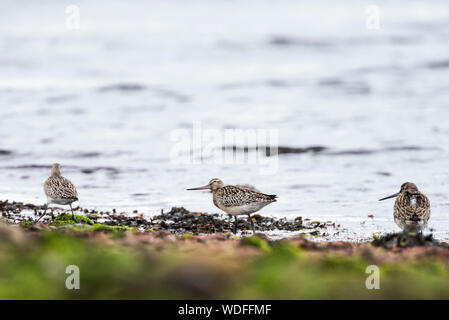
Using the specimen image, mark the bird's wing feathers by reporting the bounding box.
[218,186,276,207]
[44,176,78,199]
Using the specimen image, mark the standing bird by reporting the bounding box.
[37,163,79,223]
[379,182,431,233]
[187,178,277,234]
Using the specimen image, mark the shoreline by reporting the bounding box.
[1,199,446,250]
[0,199,338,240]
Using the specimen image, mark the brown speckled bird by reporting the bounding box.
[379,182,430,233]
[187,178,277,234]
[37,163,79,223]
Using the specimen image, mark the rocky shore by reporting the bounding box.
[1,199,447,250]
[0,199,336,237]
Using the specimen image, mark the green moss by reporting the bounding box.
[240,236,271,253]
[49,213,93,227]
[72,224,137,233]
[3,225,449,299]
[321,254,366,272]
[270,240,302,259]
[47,213,136,233]
[20,221,33,228]
[178,234,193,239]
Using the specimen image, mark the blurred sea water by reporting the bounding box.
[1,0,449,241]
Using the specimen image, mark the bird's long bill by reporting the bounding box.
[186,184,211,191]
[378,193,399,201]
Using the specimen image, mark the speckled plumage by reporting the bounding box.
[213,185,276,215]
[188,178,277,234]
[380,182,430,233]
[44,175,78,204]
[235,184,260,192]
[37,163,79,223]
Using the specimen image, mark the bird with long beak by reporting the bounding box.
[187,178,277,234]
[379,182,430,233]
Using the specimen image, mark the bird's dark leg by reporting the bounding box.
[70,204,78,223]
[249,215,255,234]
[35,203,48,223]
[233,216,238,234]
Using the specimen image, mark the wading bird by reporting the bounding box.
[379,182,430,233]
[187,178,277,234]
[37,163,79,223]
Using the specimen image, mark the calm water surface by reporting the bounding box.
[1,0,449,241]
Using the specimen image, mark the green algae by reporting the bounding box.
[20,221,33,228]
[49,213,93,227]
[47,213,137,233]
[1,223,449,299]
[178,233,193,239]
[240,236,271,253]
[72,224,137,233]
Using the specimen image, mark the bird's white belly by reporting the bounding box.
[222,203,264,216]
[48,197,76,205]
